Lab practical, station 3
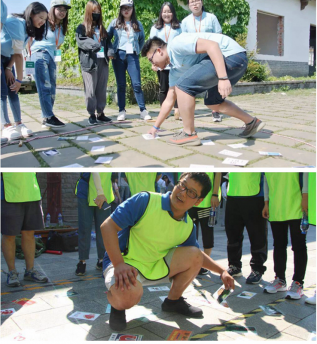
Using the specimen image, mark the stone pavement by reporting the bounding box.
[1,216,316,341]
[1,88,316,168]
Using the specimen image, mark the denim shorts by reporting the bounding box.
[175,52,248,105]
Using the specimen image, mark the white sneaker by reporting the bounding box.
[15,123,33,137]
[212,112,222,122]
[2,125,22,141]
[263,277,288,294]
[286,281,304,300]
[140,109,151,120]
[117,110,126,121]
[305,290,316,305]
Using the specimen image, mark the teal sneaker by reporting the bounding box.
[24,267,48,283]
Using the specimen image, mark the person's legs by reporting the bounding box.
[77,198,94,262]
[81,69,98,117]
[1,57,11,126]
[1,235,16,271]
[48,54,57,110]
[112,51,127,112]
[94,205,110,260]
[95,59,109,115]
[157,69,169,106]
[21,230,35,270]
[199,212,214,255]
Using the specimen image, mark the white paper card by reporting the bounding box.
[228,143,249,149]
[126,42,133,54]
[259,151,282,156]
[62,163,84,168]
[76,136,89,141]
[95,156,113,164]
[159,296,168,302]
[1,308,16,316]
[25,59,35,75]
[237,291,257,299]
[89,137,104,142]
[219,149,242,157]
[201,140,215,146]
[106,304,111,313]
[91,146,105,153]
[142,134,158,140]
[54,49,62,62]
[222,158,249,166]
[97,46,105,58]
[190,164,214,168]
[42,149,60,157]
[148,286,170,292]
[69,311,100,321]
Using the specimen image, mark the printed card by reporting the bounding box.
[159,296,168,302]
[148,286,170,292]
[142,134,159,140]
[237,291,257,299]
[89,137,104,142]
[95,157,113,164]
[76,136,89,141]
[259,305,284,316]
[166,329,192,341]
[219,149,242,157]
[1,308,16,316]
[62,163,84,168]
[69,311,100,321]
[12,298,36,306]
[259,151,282,156]
[109,333,143,341]
[213,285,233,304]
[42,149,60,157]
[201,140,215,146]
[91,146,105,153]
[228,143,249,149]
[222,158,249,166]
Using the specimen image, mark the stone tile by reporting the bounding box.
[29,136,72,151]
[170,153,222,168]
[54,110,86,119]
[277,130,317,141]
[0,319,22,339]
[1,144,41,167]
[283,313,316,340]
[248,157,303,167]
[269,332,305,341]
[75,139,127,155]
[94,326,166,341]
[50,122,92,135]
[91,125,138,139]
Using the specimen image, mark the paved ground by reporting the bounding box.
[1,211,316,341]
[1,88,316,168]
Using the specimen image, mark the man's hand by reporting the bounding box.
[302,194,308,214]
[218,79,232,98]
[5,69,15,85]
[114,262,138,291]
[148,126,158,137]
[151,64,159,72]
[94,194,107,209]
[220,270,235,290]
[262,203,269,219]
[9,81,21,94]
[210,195,219,208]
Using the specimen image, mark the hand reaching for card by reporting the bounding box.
[114,262,138,291]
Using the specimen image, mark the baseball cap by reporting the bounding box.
[51,0,71,9]
[120,0,133,7]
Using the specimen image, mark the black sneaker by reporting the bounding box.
[88,115,97,125]
[110,306,127,331]
[97,113,112,123]
[162,297,203,318]
[75,261,86,276]
[198,268,208,275]
[42,116,66,128]
[96,260,103,270]
[227,265,242,277]
[246,270,262,284]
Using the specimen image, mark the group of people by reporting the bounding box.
[1,0,265,146]
[1,172,316,331]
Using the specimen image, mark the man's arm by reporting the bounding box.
[211,172,221,208]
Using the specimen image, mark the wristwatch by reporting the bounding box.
[6,67,12,71]
[218,76,229,80]
[212,193,218,197]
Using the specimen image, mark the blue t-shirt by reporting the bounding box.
[76,173,90,200]
[168,32,246,87]
[118,21,134,51]
[1,16,28,57]
[181,12,222,34]
[1,0,7,24]
[31,25,65,61]
[103,191,199,272]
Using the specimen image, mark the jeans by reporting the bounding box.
[77,197,111,260]
[119,185,130,202]
[112,50,146,112]
[32,51,56,119]
[1,55,22,125]
[270,220,307,285]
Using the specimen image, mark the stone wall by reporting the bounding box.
[256,60,310,77]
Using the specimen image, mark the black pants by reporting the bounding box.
[188,207,214,249]
[225,196,268,274]
[270,220,307,285]
[157,70,178,108]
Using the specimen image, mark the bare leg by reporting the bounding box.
[204,248,212,257]
[21,231,35,270]
[1,235,16,271]
[175,87,195,134]
[107,280,143,310]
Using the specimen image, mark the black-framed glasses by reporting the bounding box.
[121,6,133,11]
[56,7,68,13]
[176,181,200,199]
[149,47,160,64]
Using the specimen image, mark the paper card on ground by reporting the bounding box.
[69,311,100,321]
[42,149,60,157]
[106,304,111,313]
[55,291,78,298]
[259,305,284,315]
[189,164,214,168]
[148,286,170,292]
[95,156,113,164]
[222,158,249,166]
[109,333,143,341]
[62,163,84,168]
[89,137,104,142]
[57,136,75,141]
[237,291,257,299]
[309,331,316,341]
[166,329,192,341]
[228,143,249,149]
[91,146,105,153]
[142,133,159,140]
[213,285,233,304]
[1,308,16,316]
[76,135,89,141]
[159,296,168,302]
[201,140,215,146]
[225,324,257,335]
[219,149,242,157]
[12,298,36,306]
[259,151,282,156]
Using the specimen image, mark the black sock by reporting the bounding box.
[111,306,125,313]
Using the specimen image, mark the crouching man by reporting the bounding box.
[101,172,234,330]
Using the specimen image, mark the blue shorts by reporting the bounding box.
[175,52,248,105]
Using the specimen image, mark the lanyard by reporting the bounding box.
[164,24,171,43]
[55,26,61,48]
[193,13,202,33]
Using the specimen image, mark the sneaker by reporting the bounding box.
[305,291,316,305]
[198,268,209,275]
[227,265,242,277]
[88,115,97,126]
[162,297,203,318]
[75,261,86,276]
[96,260,103,270]
[1,137,8,144]
[97,113,112,123]
[6,269,21,287]
[263,277,287,294]
[117,110,126,121]
[24,267,48,283]
[238,117,265,138]
[168,130,201,146]
[212,112,222,122]
[2,125,22,140]
[246,270,262,284]
[42,116,66,128]
[140,109,151,120]
[286,281,304,300]
[15,123,33,137]
[110,306,127,331]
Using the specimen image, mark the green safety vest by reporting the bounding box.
[308,172,316,225]
[265,172,302,222]
[88,173,114,206]
[2,172,41,203]
[123,192,194,280]
[125,172,156,196]
[227,172,261,197]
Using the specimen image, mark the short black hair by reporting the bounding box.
[179,172,211,198]
[141,36,166,57]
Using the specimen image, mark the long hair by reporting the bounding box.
[48,6,69,35]
[187,0,205,13]
[115,4,140,32]
[155,2,180,30]
[13,2,48,40]
[83,0,107,39]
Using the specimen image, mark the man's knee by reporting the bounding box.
[21,230,34,238]
[2,234,16,242]
[182,246,203,267]
[108,282,143,310]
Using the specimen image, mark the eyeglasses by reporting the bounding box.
[56,7,68,13]
[149,47,161,64]
[121,6,133,11]
[189,0,201,5]
[176,181,200,199]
